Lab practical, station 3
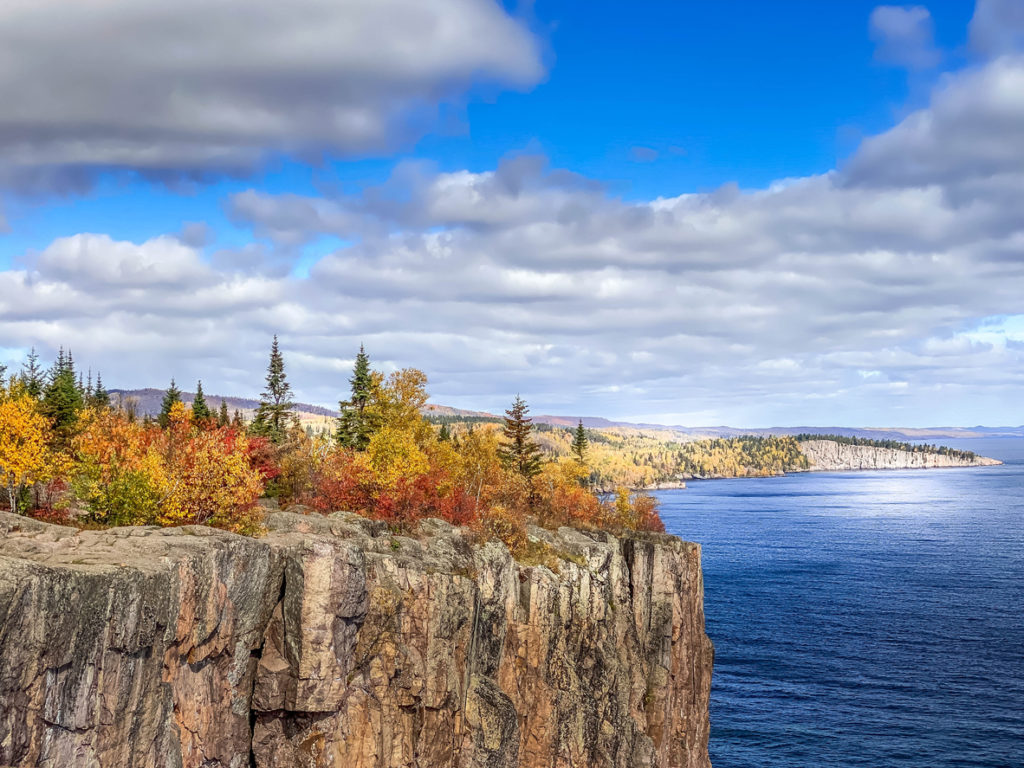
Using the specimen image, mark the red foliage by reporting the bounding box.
[245,436,281,481]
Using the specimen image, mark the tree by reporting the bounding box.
[191,380,211,422]
[571,419,589,465]
[91,372,111,409]
[499,395,542,480]
[438,423,452,442]
[20,348,44,399]
[218,399,230,428]
[42,348,84,445]
[336,345,374,449]
[253,336,295,443]
[0,393,51,514]
[158,379,182,429]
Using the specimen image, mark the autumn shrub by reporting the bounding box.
[0,390,54,515]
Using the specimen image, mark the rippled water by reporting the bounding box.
[657,438,1024,768]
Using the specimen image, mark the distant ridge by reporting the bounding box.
[109,389,1024,440]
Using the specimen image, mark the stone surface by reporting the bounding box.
[800,439,1002,471]
[0,509,712,768]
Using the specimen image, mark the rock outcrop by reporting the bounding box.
[800,439,1002,472]
[0,510,713,768]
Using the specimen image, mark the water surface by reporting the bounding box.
[658,438,1024,768]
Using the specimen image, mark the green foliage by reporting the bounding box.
[336,344,374,449]
[795,433,977,461]
[42,348,84,446]
[20,348,44,399]
[252,335,295,443]
[218,399,230,427]
[158,379,182,429]
[571,419,588,465]
[191,380,211,422]
[90,372,110,409]
[499,395,542,480]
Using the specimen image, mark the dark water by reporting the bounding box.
[657,438,1024,768]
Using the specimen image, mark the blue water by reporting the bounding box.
[657,438,1024,768]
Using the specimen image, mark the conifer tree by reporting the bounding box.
[233,409,244,428]
[218,399,230,428]
[158,379,182,428]
[253,336,295,443]
[571,419,589,465]
[499,395,542,480]
[91,372,111,409]
[20,348,44,399]
[191,380,211,422]
[42,348,84,443]
[0,362,6,388]
[438,423,452,442]
[336,344,374,449]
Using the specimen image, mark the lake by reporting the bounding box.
[657,438,1024,768]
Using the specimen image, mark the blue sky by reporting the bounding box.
[1,0,1023,426]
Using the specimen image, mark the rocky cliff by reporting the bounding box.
[0,510,712,768]
[800,440,1002,472]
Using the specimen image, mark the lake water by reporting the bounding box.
[657,438,1024,768]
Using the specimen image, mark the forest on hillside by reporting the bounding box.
[0,343,662,562]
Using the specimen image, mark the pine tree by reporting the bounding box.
[191,380,211,422]
[253,336,294,443]
[232,409,244,428]
[20,348,45,399]
[438,423,452,442]
[336,344,374,449]
[91,372,111,409]
[499,395,542,480]
[42,348,84,444]
[158,379,182,428]
[0,362,6,389]
[218,399,230,428]
[571,419,589,465]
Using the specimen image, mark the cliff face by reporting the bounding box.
[0,510,712,768]
[800,440,1002,472]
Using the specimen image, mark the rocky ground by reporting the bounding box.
[0,510,712,768]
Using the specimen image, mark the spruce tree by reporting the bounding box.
[336,344,374,449]
[91,372,111,409]
[20,348,44,399]
[253,336,295,443]
[43,348,84,443]
[438,423,452,442]
[158,379,182,428]
[233,409,244,428]
[218,399,230,428]
[499,395,542,480]
[571,419,589,464]
[191,380,211,422]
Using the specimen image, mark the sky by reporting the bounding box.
[1,0,1023,427]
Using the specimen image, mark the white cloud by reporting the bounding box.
[870,5,941,69]
[969,0,1024,57]
[0,0,542,188]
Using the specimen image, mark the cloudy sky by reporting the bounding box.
[2,0,1023,427]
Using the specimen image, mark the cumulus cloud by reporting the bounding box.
[870,5,941,69]
[969,0,1024,57]
[4,5,1024,425]
[0,0,542,189]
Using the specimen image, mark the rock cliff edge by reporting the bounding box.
[800,440,1002,472]
[0,510,713,768]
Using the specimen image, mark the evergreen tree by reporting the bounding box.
[42,348,85,445]
[571,419,589,464]
[0,362,6,389]
[232,409,244,428]
[253,336,295,442]
[191,380,211,422]
[91,372,111,409]
[336,344,374,449]
[158,379,182,428]
[438,423,452,442]
[218,399,230,428]
[499,395,542,480]
[20,348,45,399]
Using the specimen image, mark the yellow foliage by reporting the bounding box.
[0,393,52,514]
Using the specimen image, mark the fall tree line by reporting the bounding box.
[0,339,663,553]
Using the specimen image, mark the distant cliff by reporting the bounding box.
[800,439,1002,472]
[0,510,712,768]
